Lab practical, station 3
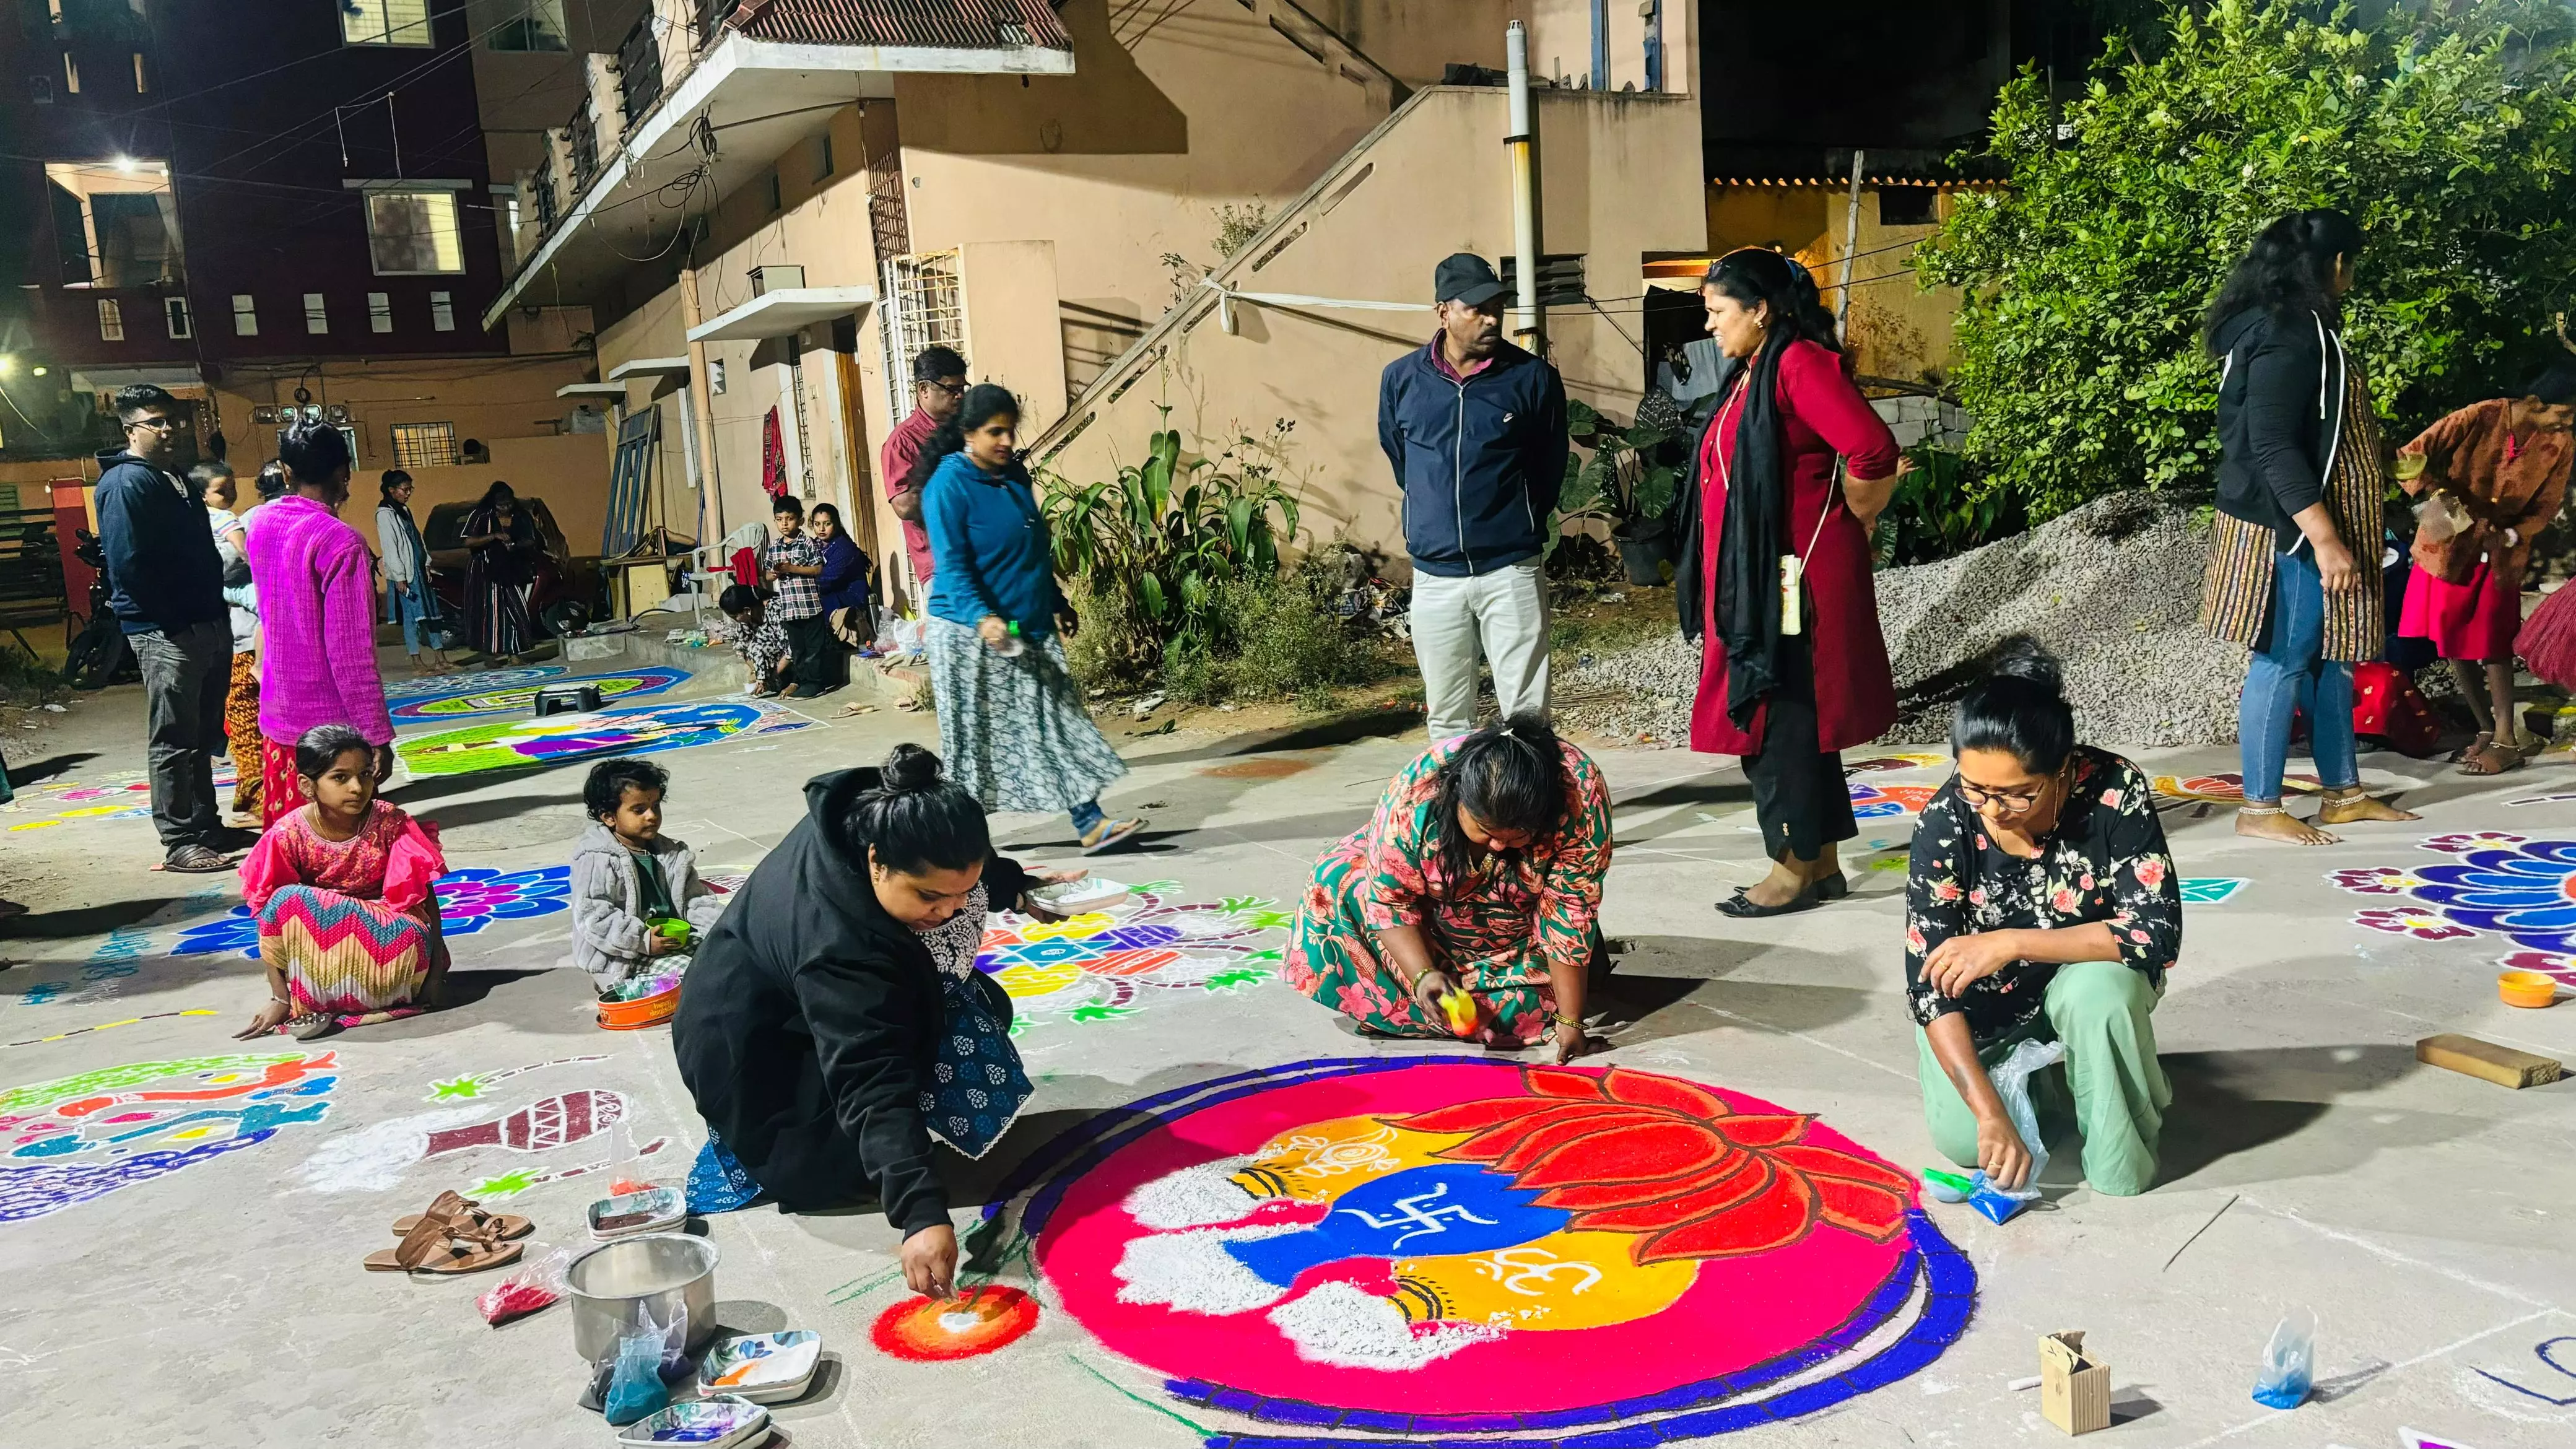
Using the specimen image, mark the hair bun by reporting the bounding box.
[880,742,945,794]
[1986,635,2065,697]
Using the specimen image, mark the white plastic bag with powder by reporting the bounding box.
[1985,1037,2065,1200]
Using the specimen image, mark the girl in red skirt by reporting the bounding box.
[2395,368,2576,774]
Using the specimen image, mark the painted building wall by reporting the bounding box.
[893,0,1402,404]
[1705,184,1963,383]
[1037,85,1705,573]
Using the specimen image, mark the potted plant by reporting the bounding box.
[1554,399,1682,585]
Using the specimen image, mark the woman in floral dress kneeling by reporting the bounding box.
[1907,640,2180,1197]
[1285,715,1612,1064]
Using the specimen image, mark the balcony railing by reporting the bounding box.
[567,100,599,193]
[489,0,1076,326]
[619,17,664,131]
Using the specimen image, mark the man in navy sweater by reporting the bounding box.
[94,385,237,871]
[1377,253,1569,738]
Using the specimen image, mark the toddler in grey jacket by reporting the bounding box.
[573,757,729,993]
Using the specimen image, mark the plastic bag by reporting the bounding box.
[474,1242,572,1326]
[598,1300,689,1425]
[1921,1166,2032,1224]
[2415,490,2468,546]
[1985,1037,2065,1200]
[2251,1307,2317,1409]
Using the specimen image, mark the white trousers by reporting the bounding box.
[1410,560,1551,740]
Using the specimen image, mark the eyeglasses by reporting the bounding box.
[922,380,965,398]
[1954,772,2060,816]
[127,416,177,433]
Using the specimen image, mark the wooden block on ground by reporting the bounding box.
[2416,1033,2564,1089]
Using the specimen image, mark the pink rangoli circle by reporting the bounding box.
[1015,1058,1969,1438]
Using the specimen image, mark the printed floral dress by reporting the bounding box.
[1286,736,1612,1043]
[1903,746,2180,1045]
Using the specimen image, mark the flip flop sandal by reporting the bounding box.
[362,1214,525,1276]
[391,1191,534,1242]
[1080,818,1146,855]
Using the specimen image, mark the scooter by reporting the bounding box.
[63,529,138,690]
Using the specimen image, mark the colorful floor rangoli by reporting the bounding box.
[2335,835,2576,989]
[978,882,1291,1029]
[167,864,572,961]
[4,759,237,833]
[1848,781,1936,819]
[0,1053,338,1222]
[384,664,565,702]
[995,1058,1970,1443]
[394,698,809,777]
[389,666,687,724]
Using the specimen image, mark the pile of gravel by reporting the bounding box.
[1562,491,2254,750]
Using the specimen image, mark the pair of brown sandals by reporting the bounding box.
[362,1190,534,1275]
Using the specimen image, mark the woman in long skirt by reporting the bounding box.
[233,725,446,1042]
[919,385,1142,852]
[461,481,544,663]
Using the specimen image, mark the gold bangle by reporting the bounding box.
[1551,1012,1583,1030]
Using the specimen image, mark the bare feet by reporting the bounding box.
[2236,806,2338,845]
[2316,790,2420,825]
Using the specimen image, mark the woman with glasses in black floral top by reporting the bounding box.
[1905,640,2179,1197]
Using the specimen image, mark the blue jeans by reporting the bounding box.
[387,581,434,655]
[2239,546,2359,801]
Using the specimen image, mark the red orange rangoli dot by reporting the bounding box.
[870,1285,1041,1360]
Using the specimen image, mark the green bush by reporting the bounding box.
[1873,446,2028,567]
[1917,0,2576,520]
[1042,417,1300,676]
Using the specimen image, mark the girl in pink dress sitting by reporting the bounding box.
[233,723,448,1041]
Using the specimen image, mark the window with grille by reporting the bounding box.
[430,291,455,332]
[164,296,190,339]
[97,298,123,340]
[365,189,464,274]
[305,292,328,334]
[390,422,458,469]
[368,292,393,333]
[232,294,257,336]
[342,0,431,46]
[879,250,964,423]
[489,0,567,50]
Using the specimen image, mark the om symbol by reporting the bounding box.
[1470,1247,1604,1298]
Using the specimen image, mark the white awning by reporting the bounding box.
[556,381,629,398]
[685,287,875,344]
[607,357,692,381]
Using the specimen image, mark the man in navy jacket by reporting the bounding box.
[1378,253,1569,738]
[94,384,237,871]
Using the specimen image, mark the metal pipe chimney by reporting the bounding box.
[1507,20,1545,350]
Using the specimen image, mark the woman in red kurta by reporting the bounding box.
[1673,250,1905,916]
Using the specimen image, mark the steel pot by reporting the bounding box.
[566,1232,719,1362]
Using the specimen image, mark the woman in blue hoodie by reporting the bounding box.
[920,384,1142,853]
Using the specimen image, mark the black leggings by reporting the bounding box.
[1743,640,1855,861]
[781,613,842,691]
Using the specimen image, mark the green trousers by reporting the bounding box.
[1913,959,2172,1197]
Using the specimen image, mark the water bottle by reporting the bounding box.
[991,619,1025,658]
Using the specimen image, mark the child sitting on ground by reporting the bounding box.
[234,723,447,1042]
[717,583,792,698]
[572,756,728,998]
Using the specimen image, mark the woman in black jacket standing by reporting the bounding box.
[674,745,1085,1297]
[2198,209,2416,846]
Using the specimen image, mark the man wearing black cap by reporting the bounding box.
[1377,252,1569,738]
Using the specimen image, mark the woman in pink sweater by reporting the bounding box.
[243,420,393,826]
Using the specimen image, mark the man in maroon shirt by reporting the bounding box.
[881,346,968,604]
